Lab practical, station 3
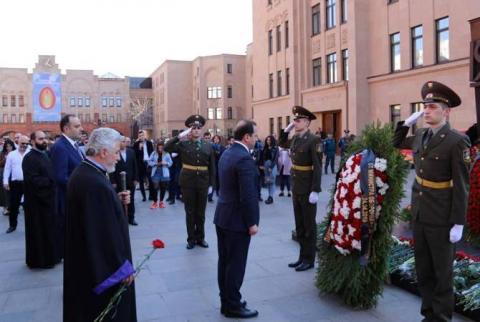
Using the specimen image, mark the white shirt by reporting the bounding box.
[141,141,150,161]
[3,149,29,184]
[62,134,77,149]
[234,141,250,154]
[120,149,127,162]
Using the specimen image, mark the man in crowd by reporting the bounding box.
[165,115,216,249]
[393,81,470,322]
[50,114,84,261]
[133,130,154,202]
[280,106,323,272]
[14,132,22,149]
[323,133,336,174]
[64,128,136,322]
[214,120,259,319]
[22,131,56,268]
[203,131,212,143]
[3,135,30,233]
[110,136,139,226]
[338,129,351,160]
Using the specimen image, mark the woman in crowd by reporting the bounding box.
[277,144,292,197]
[208,135,225,202]
[148,141,173,209]
[262,135,278,205]
[0,139,15,216]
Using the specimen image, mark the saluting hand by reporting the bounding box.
[404,111,424,127]
[284,122,295,133]
[179,127,192,139]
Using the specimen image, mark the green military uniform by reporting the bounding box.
[393,81,470,322]
[279,106,323,269]
[164,115,216,248]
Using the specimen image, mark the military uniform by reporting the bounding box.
[279,106,323,270]
[164,115,216,248]
[393,81,470,322]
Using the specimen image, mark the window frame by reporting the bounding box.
[276,25,282,52]
[390,104,401,124]
[285,21,289,48]
[341,0,347,24]
[390,32,401,72]
[411,25,424,68]
[285,68,290,95]
[269,73,274,98]
[268,30,273,55]
[342,49,349,81]
[312,4,321,36]
[327,52,338,84]
[277,70,282,96]
[313,58,322,86]
[326,0,336,30]
[436,16,450,63]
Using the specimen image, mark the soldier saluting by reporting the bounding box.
[393,81,470,322]
[165,115,216,249]
[279,106,323,272]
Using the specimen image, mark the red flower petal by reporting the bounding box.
[152,239,165,249]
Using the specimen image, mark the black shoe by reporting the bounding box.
[287,192,291,197]
[142,197,146,202]
[208,198,213,203]
[5,227,16,234]
[224,307,258,319]
[288,259,302,268]
[279,192,284,197]
[258,197,263,202]
[197,240,209,248]
[129,220,138,226]
[221,301,247,315]
[295,262,314,272]
[265,196,273,204]
[168,199,175,205]
[186,242,195,249]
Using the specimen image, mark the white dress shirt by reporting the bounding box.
[234,141,250,154]
[3,149,29,185]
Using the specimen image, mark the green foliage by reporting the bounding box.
[316,122,409,309]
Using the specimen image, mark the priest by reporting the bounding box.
[22,131,56,268]
[63,128,136,322]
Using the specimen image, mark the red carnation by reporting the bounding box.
[152,239,165,249]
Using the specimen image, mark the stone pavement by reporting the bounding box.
[0,169,472,322]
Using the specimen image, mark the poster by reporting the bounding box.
[32,73,61,122]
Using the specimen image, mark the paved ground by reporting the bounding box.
[0,169,473,322]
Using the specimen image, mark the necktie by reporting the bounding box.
[423,129,433,148]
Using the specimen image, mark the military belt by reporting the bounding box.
[292,164,314,171]
[415,175,453,189]
[182,163,208,171]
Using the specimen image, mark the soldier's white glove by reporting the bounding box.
[284,122,295,133]
[449,224,464,243]
[178,127,192,139]
[308,192,319,204]
[208,186,213,194]
[404,111,424,127]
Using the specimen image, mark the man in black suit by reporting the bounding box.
[110,136,139,226]
[132,130,154,202]
[214,120,259,319]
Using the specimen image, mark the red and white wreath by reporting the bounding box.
[327,153,389,255]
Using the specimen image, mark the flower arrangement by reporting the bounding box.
[466,156,480,248]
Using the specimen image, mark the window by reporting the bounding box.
[411,102,424,134]
[312,4,321,36]
[269,118,274,135]
[70,96,76,107]
[286,115,290,125]
[109,97,114,107]
[102,113,107,122]
[313,58,322,86]
[268,30,273,55]
[216,107,223,120]
[117,113,122,123]
[436,17,449,63]
[342,49,349,80]
[18,95,24,107]
[207,86,222,99]
[10,95,16,107]
[109,115,115,123]
[101,97,107,107]
[3,114,8,123]
[116,97,122,107]
[388,0,398,4]
[227,86,233,98]
[341,0,347,23]
[276,25,281,52]
[85,114,91,123]
[11,114,16,123]
[268,0,272,4]
[411,25,423,68]
[277,117,282,135]
[85,96,91,107]
[277,71,282,96]
[77,97,83,107]
[78,114,84,122]
[326,0,336,30]
[269,73,274,98]
[285,21,289,48]
[286,68,290,95]
[208,108,215,120]
[227,63,232,74]
[227,106,233,120]
[251,85,254,98]
[2,95,7,107]
[390,32,401,72]
[327,53,337,83]
[390,105,401,124]
[19,114,24,123]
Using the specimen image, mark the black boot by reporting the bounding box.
[265,196,273,204]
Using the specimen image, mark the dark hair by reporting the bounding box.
[203,132,212,137]
[227,136,234,141]
[60,114,75,133]
[264,135,277,147]
[233,120,256,141]
[1,139,15,157]
[30,132,36,141]
[212,135,222,144]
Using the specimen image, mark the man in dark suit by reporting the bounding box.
[214,120,259,319]
[110,136,139,226]
[132,130,154,202]
[50,114,84,261]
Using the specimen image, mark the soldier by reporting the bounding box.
[279,106,323,272]
[393,81,470,322]
[165,115,216,249]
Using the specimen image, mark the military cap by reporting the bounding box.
[421,81,461,108]
[466,123,479,145]
[292,105,317,120]
[185,114,206,127]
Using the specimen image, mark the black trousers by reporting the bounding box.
[8,180,24,228]
[216,225,251,310]
[152,181,168,202]
[279,174,291,192]
[292,193,317,264]
[413,222,454,322]
[325,154,335,173]
[182,187,208,243]
[127,185,136,222]
[138,162,153,200]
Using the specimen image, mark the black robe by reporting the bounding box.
[63,160,137,322]
[22,149,57,268]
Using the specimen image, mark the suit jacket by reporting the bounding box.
[214,143,259,233]
[393,122,470,226]
[132,140,154,172]
[110,148,138,191]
